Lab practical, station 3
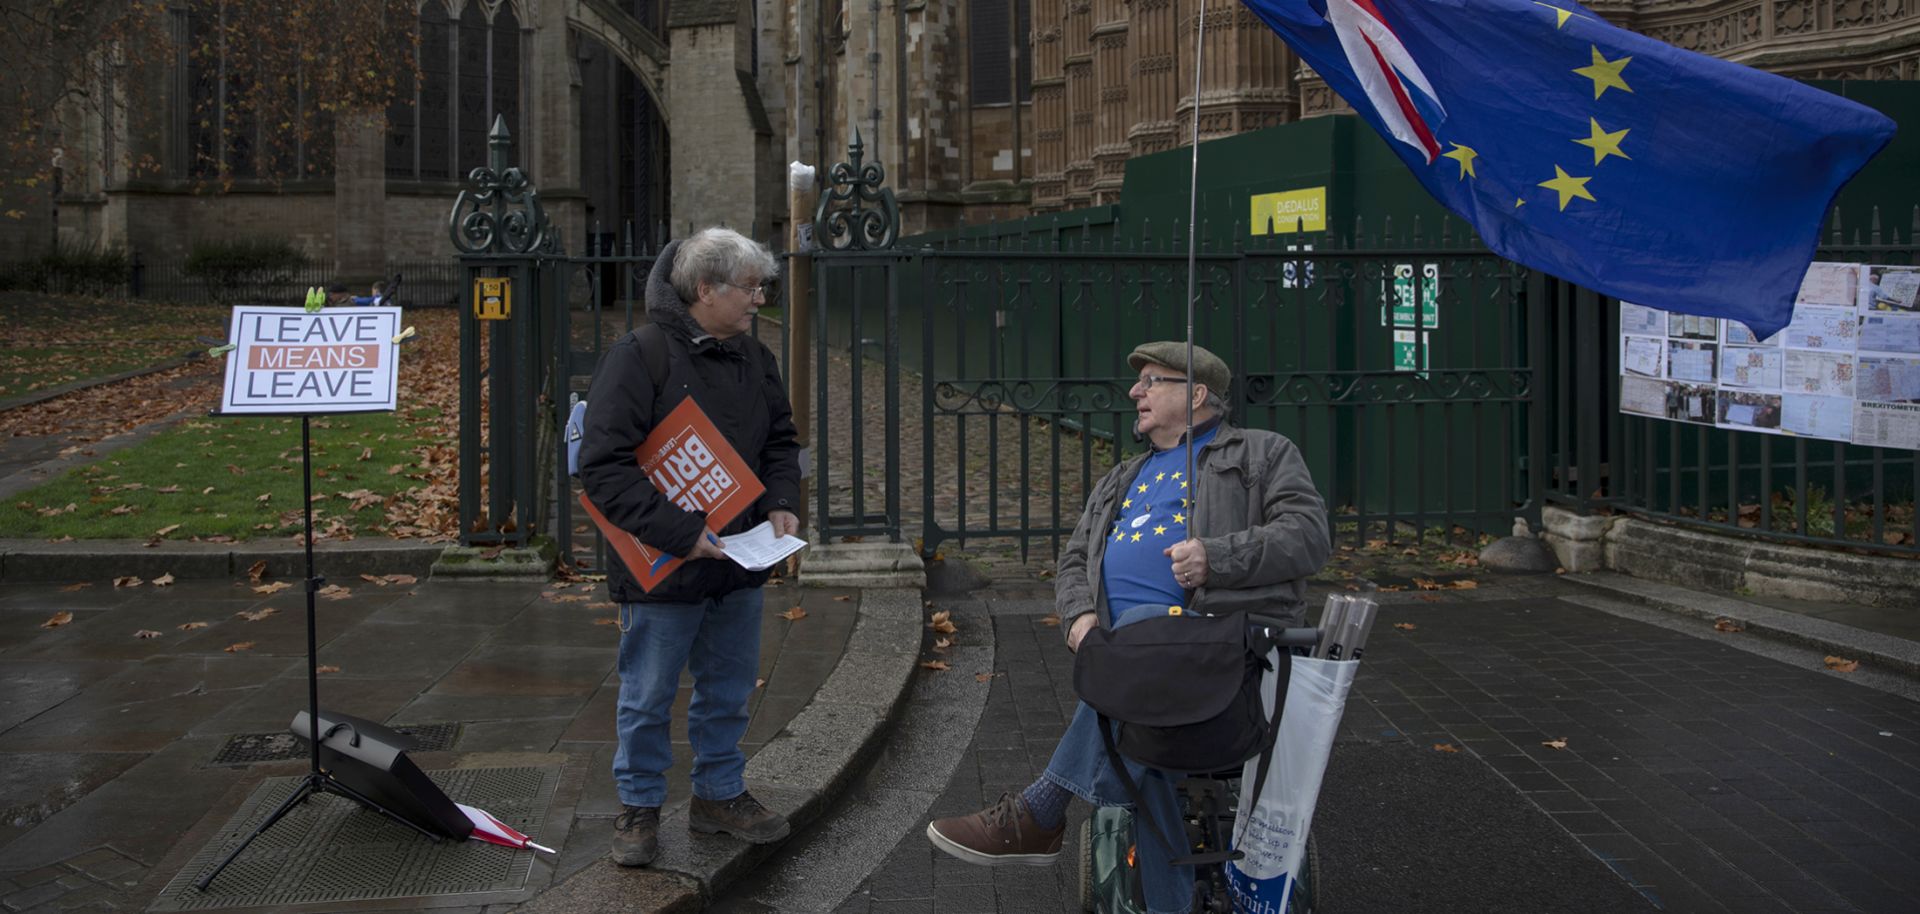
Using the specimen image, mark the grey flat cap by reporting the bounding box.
[1127,341,1230,397]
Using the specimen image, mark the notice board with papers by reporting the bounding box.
[1618,263,1920,449]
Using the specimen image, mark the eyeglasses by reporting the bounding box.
[1133,374,1190,390]
[720,280,772,298]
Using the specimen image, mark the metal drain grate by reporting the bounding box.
[151,765,562,911]
[209,722,461,766]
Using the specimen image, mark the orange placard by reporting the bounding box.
[580,398,765,592]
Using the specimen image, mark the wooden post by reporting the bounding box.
[787,162,816,535]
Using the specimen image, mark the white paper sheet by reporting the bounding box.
[1782,395,1854,440]
[1855,356,1920,403]
[1783,351,1855,397]
[1719,347,1782,390]
[1795,262,1860,307]
[1859,315,1920,355]
[719,521,809,572]
[1619,302,1665,336]
[1622,336,1664,377]
[1851,402,1920,449]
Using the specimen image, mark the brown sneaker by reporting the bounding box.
[925,792,1064,866]
[689,789,791,843]
[611,805,659,866]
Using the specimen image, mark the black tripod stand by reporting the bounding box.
[194,415,441,891]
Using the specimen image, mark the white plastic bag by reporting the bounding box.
[1227,654,1357,913]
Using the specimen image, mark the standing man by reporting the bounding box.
[926,341,1330,914]
[578,227,802,867]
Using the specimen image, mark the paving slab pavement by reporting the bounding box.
[718,572,1920,914]
[0,571,922,914]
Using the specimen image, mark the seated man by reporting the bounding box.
[926,341,1330,914]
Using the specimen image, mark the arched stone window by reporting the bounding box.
[386,0,523,182]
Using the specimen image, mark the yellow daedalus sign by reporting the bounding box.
[474,276,511,320]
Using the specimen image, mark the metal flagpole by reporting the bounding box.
[1183,0,1208,534]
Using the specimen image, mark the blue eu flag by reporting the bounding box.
[1237,0,1896,338]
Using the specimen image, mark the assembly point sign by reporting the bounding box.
[220,306,403,414]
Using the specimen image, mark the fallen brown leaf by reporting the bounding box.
[928,610,958,634]
[592,617,619,626]
[40,610,75,629]
[247,560,268,584]
[1433,743,1460,753]
[976,671,1004,682]
[315,665,341,673]
[224,641,256,652]
[1040,615,1062,627]
[779,606,808,621]
[1450,579,1479,590]
[587,601,616,609]
[933,637,952,651]
[383,574,418,585]
[919,659,950,671]
[359,447,373,461]
[113,576,142,588]
[755,677,767,688]
[178,621,210,631]
[834,594,852,602]
[1824,655,1860,673]
[155,524,182,537]
[1541,737,1569,750]
[1713,618,1744,633]
[318,584,351,600]
[252,581,291,595]
[134,630,163,639]
[152,573,175,586]
[1393,622,1417,631]
[60,582,91,592]
[236,607,279,622]
[108,504,136,516]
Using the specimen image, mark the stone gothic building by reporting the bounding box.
[28,0,1920,268]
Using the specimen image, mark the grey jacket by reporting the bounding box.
[1056,424,1330,639]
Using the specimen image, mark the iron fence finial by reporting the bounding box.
[449,117,549,255]
[813,125,900,250]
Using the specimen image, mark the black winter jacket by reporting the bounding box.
[577,240,802,604]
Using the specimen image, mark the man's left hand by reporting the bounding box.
[1164,539,1210,589]
[769,510,801,538]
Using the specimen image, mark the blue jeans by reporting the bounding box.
[1042,603,1194,914]
[613,587,763,808]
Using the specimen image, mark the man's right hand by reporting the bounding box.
[687,532,727,561]
[1067,613,1098,652]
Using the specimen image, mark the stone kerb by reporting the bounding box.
[1603,517,1917,608]
[1542,505,1613,572]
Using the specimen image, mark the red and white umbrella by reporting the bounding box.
[457,803,555,854]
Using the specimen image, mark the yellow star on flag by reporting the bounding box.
[1155,472,1166,481]
[1180,480,1188,489]
[1113,530,1125,542]
[1515,197,1527,208]
[1173,512,1185,524]
[1574,46,1632,99]
[1532,2,1579,28]
[1153,525,1167,536]
[1138,483,1149,493]
[1130,532,1143,543]
[1122,498,1133,509]
[1575,118,1630,165]
[1441,143,1479,180]
[1170,472,1182,479]
[1539,166,1596,211]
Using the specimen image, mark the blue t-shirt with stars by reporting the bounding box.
[1101,425,1217,612]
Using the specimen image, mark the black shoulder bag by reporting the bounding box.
[1072,611,1291,866]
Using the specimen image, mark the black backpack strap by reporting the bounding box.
[636,322,672,391]
[1095,713,1241,869]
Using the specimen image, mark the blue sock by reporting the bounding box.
[1020,778,1070,831]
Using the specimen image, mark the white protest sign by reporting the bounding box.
[220,306,402,414]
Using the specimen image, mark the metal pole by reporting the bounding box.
[1183,0,1208,529]
[789,164,816,536]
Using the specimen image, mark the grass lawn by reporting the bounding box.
[0,292,230,401]
[2,408,455,541]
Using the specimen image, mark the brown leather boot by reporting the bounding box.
[689,789,791,843]
[925,792,1065,866]
[610,805,659,866]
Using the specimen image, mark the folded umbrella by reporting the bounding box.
[456,803,555,854]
